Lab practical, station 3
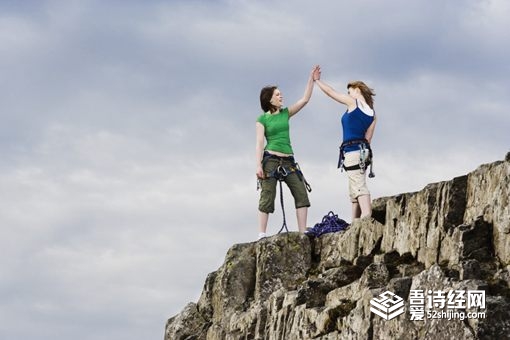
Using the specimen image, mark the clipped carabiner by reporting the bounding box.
[278,165,288,178]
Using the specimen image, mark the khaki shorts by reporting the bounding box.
[344,150,370,202]
[258,157,310,213]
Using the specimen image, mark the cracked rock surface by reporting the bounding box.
[165,154,510,340]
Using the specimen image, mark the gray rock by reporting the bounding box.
[165,153,510,340]
[165,302,209,340]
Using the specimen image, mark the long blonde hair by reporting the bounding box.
[347,81,375,109]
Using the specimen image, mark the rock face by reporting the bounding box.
[165,155,510,340]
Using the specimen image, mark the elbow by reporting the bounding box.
[365,132,374,143]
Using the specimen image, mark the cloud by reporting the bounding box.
[0,0,509,339]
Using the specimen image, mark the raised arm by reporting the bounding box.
[288,65,319,117]
[315,78,356,108]
[255,122,265,179]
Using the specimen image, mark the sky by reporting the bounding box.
[0,0,509,339]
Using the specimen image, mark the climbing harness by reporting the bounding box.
[337,139,375,178]
[257,152,312,233]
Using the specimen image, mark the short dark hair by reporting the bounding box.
[260,85,278,113]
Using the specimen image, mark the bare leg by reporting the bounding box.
[358,194,372,218]
[296,207,308,232]
[259,211,269,234]
[351,201,361,221]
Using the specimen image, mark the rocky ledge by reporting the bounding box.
[165,153,510,340]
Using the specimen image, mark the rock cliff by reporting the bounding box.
[165,153,510,340]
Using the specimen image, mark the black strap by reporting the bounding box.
[257,152,311,234]
[343,159,372,171]
[262,153,312,192]
[338,139,375,178]
[341,138,370,149]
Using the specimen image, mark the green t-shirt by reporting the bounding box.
[256,107,293,155]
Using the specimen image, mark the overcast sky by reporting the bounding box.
[1,0,509,339]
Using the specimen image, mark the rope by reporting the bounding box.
[305,211,349,237]
[257,156,311,235]
[277,179,288,234]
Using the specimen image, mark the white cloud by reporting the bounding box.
[0,1,509,339]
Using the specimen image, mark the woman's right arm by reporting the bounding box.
[365,115,377,143]
[256,122,265,179]
[315,79,356,107]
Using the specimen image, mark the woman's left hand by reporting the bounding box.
[312,65,321,81]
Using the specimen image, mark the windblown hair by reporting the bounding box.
[260,85,279,113]
[347,81,376,109]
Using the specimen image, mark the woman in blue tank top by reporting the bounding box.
[313,67,377,221]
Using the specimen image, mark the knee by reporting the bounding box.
[294,197,311,209]
[259,195,275,214]
[259,188,276,214]
[358,195,372,217]
[360,209,372,218]
[285,175,310,209]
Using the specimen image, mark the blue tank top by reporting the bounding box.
[341,101,375,152]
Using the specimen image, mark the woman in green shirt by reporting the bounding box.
[255,66,319,240]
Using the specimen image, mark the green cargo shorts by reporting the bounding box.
[258,157,311,214]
